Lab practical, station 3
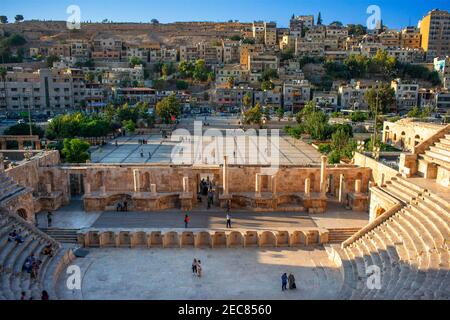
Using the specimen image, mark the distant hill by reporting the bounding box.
[0,20,252,47]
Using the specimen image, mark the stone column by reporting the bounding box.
[355,179,362,194]
[0,153,4,173]
[304,178,311,197]
[183,176,189,193]
[150,184,157,194]
[338,174,345,203]
[46,184,52,194]
[320,155,328,194]
[133,169,140,193]
[271,175,277,195]
[222,156,229,195]
[0,140,4,150]
[35,140,41,150]
[255,174,261,196]
[100,186,106,195]
[18,140,24,150]
[85,183,91,195]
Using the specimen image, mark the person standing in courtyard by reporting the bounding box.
[192,258,197,275]
[196,260,202,277]
[226,213,232,228]
[47,211,52,228]
[288,273,296,290]
[281,273,288,291]
[184,214,190,228]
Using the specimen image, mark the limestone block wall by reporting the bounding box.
[353,152,399,187]
[78,164,371,196]
[78,229,330,249]
[383,120,443,151]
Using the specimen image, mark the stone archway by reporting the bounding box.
[16,208,28,220]
[375,206,386,218]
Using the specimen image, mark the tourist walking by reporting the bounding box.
[192,258,197,275]
[123,200,128,212]
[226,213,232,228]
[288,273,296,290]
[281,273,288,291]
[207,188,214,209]
[41,290,49,300]
[184,214,190,228]
[196,260,202,277]
[47,212,52,228]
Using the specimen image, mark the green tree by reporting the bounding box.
[122,120,136,133]
[14,15,24,23]
[261,80,274,91]
[193,59,208,82]
[156,93,181,124]
[364,83,395,115]
[276,107,284,120]
[129,56,143,67]
[176,80,189,90]
[261,69,278,82]
[61,138,90,163]
[317,12,323,25]
[0,16,8,24]
[243,93,252,108]
[243,103,262,125]
[4,123,44,138]
[303,110,331,140]
[46,55,59,68]
[161,64,169,79]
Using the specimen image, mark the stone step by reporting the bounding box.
[438,137,450,147]
[391,177,425,194]
[417,197,450,227]
[409,204,450,243]
[421,153,450,170]
[435,142,450,152]
[430,145,450,157]
[383,183,414,203]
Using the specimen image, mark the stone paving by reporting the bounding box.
[90,117,322,165]
[38,200,369,231]
[57,247,342,300]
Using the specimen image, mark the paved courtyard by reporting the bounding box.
[90,117,322,165]
[37,200,369,231]
[57,247,342,300]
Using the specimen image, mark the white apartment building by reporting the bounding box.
[434,56,450,89]
[391,78,419,114]
[283,80,311,111]
[102,65,145,86]
[0,68,86,115]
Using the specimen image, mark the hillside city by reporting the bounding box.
[0,6,449,302]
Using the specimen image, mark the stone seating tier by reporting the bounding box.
[0,209,73,300]
[328,188,450,300]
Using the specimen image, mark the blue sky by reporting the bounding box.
[1,0,449,29]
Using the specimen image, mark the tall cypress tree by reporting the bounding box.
[317,12,323,25]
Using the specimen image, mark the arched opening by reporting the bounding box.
[414,135,421,146]
[142,172,150,191]
[16,208,28,220]
[375,206,386,218]
[308,173,315,193]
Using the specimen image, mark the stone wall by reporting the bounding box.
[78,229,330,249]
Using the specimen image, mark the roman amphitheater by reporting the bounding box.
[0,118,449,300]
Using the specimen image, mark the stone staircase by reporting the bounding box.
[328,182,450,300]
[0,208,73,300]
[39,228,79,244]
[420,134,450,171]
[0,173,25,203]
[328,228,361,244]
